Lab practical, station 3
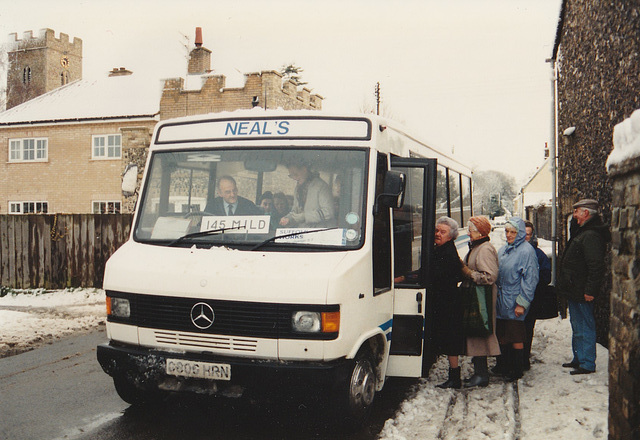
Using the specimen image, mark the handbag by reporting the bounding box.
[461,281,493,337]
[529,284,558,320]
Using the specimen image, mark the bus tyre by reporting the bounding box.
[113,374,152,405]
[338,349,377,425]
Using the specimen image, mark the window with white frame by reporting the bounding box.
[93,201,121,214]
[92,134,122,159]
[9,201,48,214]
[9,138,48,162]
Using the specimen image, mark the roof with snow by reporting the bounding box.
[0,74,163,126]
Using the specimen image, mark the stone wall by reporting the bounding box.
[556,0,640,346]
[160,70,322,120]
[6,29,82,109]
[120,126,152,213]
[608,157,640,440]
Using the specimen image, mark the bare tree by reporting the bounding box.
[0,44,7,111]
[473,170,517,217]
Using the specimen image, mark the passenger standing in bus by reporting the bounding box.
[460,216,501,388]
[429,217,465,389]
[279,161,335,227]
[494,217,539,382]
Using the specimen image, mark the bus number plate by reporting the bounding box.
[166,359,231,381]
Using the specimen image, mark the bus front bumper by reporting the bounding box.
[97,341,353,396]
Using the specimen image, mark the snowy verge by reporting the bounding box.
[0,288,106,358]
[378,317,608,440]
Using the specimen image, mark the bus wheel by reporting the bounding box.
[341,350,377,424]
[113,374,152,405]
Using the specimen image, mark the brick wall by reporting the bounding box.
[0,119,155,214]
[160,70,323,120]
[608,157,640,440]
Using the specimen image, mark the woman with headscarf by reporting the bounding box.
[429,217,465,388]
[494,217,539,381]
[460,216,501,388]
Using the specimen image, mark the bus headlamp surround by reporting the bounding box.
[292,311,321,333]
[107,297,131,318]
[291,310,340,333]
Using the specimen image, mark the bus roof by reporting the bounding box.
[151,109,473,176]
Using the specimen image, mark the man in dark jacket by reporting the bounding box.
[557,199,611,375]
[205,176,261,216]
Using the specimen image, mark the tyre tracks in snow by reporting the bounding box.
[436,381,522,440]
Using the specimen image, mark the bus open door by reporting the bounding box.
[387,157,437,378]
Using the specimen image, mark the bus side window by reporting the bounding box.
[373,153,391,294]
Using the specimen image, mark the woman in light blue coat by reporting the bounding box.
[495,217,539,381]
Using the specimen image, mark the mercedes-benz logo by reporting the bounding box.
[190,302,215,329]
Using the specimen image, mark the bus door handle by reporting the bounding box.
[416,292,423,314]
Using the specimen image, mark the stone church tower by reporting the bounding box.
[6,28,82,109]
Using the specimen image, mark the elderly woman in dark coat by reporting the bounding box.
[429,216,465,389]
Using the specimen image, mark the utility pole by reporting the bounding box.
[374,82,381,115]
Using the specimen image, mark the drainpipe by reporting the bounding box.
[547,58,558,285]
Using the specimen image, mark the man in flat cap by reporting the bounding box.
[557,198,610,375]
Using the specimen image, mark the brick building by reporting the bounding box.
[551,2,640,438]
[0,28,323,214]
[159,28,322,120]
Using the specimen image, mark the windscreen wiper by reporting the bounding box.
[251,227,338,251]
[168,226,245,247]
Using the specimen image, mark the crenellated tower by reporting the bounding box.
[6,28,82,109]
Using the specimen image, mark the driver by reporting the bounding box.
[205,176,261,216]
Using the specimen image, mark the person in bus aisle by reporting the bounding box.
[459,216,501,388]
[521,220,552,371]
[279,160,335,228]
[271,192,290,226]
[205,175,262,216]
[494,217,539,382]
[428,217,465,389]
[258,191,274,215]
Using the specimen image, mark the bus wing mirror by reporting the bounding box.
[375,170,406,214]
[122,164,138,196]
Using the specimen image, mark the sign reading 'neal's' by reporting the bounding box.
[156,117,372,143]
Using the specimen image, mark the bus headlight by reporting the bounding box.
[107,297,130,318]
[292,311,340,333]
[292,311,321,333]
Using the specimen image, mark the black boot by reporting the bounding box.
[464,357,489,388]
[437,367,461,389]
[506,349,524,382]
[491,345,509,376]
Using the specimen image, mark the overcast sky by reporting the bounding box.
[0,0,562,183]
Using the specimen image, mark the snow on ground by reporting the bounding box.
[0,227,608,438]
[379,226,608,439]
[0,288,105,357]
[378,317,608,439]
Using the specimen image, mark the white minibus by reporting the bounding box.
[97,110,473,422]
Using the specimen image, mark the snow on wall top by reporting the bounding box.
[0,74,162,125]
[607,108,640,169]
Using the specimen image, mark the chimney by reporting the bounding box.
[195,27,203,47]
[187,27,212,75]
[109,67,133,77]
